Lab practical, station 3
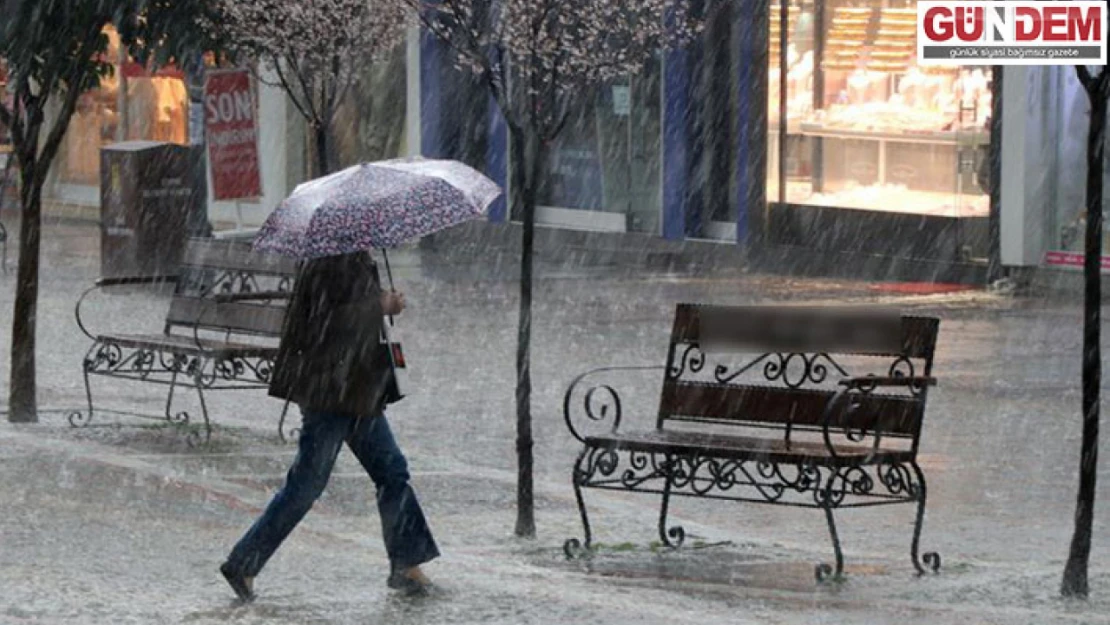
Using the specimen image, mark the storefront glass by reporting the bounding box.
[332,46,407,168]
[1030,66,1110,270]
[536,59,663,233]
[58,26,189,187]
[768,0,991,219]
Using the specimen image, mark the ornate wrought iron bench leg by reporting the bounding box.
[564,447,594,559]
[190,371,212,447]
[67,348,97,428]
[163,367,190,426]
[910,461,941,575]
[658,454,685,549]
[817,480,844,582]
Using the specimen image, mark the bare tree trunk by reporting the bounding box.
[1062,82,1105,600]
[313,122,331,177]
[510,123,543,538]
[9,160,43,423]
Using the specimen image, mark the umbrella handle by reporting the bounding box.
[381,248,396,290]
[380,248,395,327]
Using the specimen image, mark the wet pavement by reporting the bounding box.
[2,219,1110,623]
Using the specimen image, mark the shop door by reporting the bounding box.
[951,65,993,262]
[609,65,664,235]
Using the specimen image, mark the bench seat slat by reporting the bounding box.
[97,333,278,358]
[660,381,921,436]
[585,429,912,465]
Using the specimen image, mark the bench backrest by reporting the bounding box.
[165,238,300,338]
[659,304,939,449]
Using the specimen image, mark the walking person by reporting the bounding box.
[219,251,439,601]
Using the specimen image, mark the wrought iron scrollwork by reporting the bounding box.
[563,366,663,443]
[575,446,924,510]
[880,463,918,498]
[918,552,942,573]
[887,357,931,396]
[67,409,92,427]
[622,451,667,489]
[84,343,122,373]
[713,354,768,384]
[661,524,686,548]
[567,440,938,577]
[668,344,706,379]
[673,348,853,388]
[888,356,916,380]
[764,352,849,388]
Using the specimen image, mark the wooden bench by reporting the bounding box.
[562,303,941,580]
[71,238,300,445]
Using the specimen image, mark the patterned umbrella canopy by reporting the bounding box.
[253,158,502,259]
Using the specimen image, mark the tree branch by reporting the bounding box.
[8,73,31,150]
[416,0,492,80]
[323,53,346,125]
[37,20,110,183]
[272,60,314,122]
[1078,65,1095,91]
[413,0,516,124]
[287,53,320,121]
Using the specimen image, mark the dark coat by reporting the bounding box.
[268,251,396,417]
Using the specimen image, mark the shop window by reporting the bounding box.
[58,26,188,187]
[1041,66,1110,268]
[768,0,991,219]
[535,58,663,234]
[332,46,407,168]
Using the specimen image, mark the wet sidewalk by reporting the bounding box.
[3,218,1110,623]
[3,417,1110,625]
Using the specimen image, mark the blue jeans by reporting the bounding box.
[225,410,439,577]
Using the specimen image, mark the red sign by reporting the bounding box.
[1044,251,1110,272]
[204,70,261,201]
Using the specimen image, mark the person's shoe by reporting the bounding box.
[387,566,433,595]
[220,562,255,602]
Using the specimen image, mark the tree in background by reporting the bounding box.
[1062,61,1109,599]
[0,0,216,423]
[205,0,407,177]
[412,0,702,537]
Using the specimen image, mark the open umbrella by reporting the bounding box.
[253,157,502,272]
[252,158,502,391]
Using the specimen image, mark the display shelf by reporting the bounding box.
[768,121,804,135]
[798,123,990,146]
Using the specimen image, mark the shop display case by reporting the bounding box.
[768,0,995,261]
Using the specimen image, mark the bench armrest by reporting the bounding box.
[563,365,666,443]
[821,375,934,461]
[212,290,293,304]
[76,275,180,340]
[94,274,179,288]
